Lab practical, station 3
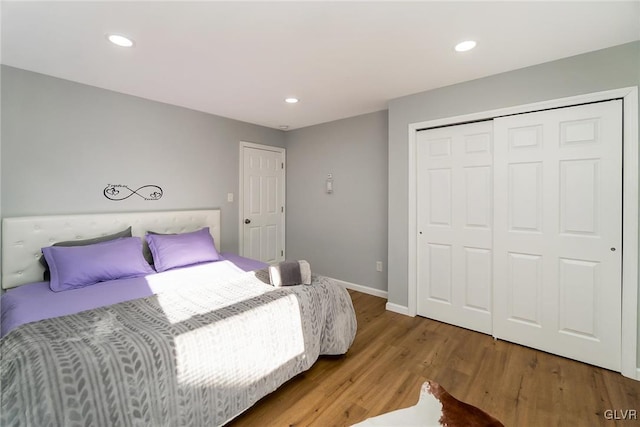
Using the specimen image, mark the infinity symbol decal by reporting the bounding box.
[104,184,163,201]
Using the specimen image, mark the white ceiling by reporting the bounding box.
[2,1,639,130]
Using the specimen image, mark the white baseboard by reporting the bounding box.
[328,277,413,317]
[385,302,410,316]
[330,278,388,299]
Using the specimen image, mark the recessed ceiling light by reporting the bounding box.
[455,40,476,52]
[107,34,135,48]
[285,97,299,104]
[279,125,290,130]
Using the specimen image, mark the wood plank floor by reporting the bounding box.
[229,290,640,426]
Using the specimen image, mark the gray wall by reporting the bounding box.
[285,111,388,292]
[1,66,285,253]
[387,41,640,364]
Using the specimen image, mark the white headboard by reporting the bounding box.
[2,209,221,289]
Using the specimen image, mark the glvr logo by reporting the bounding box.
[604,409,637,420]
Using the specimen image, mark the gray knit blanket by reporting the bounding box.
[0,272,357,426]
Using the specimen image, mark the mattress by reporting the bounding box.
[0,255,357,426]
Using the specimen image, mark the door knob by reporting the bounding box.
[244,218,251,224]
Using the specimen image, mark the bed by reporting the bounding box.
[0,209,357,426]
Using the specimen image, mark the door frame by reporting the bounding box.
[406,87,639,379]
[238,141,286,262]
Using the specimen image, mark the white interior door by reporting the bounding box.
[240,143,285,263]
[493,100,622,370]
[417,121,493,334]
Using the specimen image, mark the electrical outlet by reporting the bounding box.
[376,261,383,272]
[227,193,234,202]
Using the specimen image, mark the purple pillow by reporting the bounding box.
[146,227,221,272]
[42,237,155,292]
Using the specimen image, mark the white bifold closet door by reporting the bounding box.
[417,121,494,335]
[493,100,622,371]
[416,100,623,371]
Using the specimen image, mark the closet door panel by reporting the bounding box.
[417,121,493,334]
[493,100,622,371]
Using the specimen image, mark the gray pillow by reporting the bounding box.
[143,230,172,264]
[40,227,133,280]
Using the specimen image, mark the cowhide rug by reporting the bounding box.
[353,380,504,427]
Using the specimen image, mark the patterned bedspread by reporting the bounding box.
[0,272,357,426]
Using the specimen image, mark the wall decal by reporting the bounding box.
[104,184,163,201]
